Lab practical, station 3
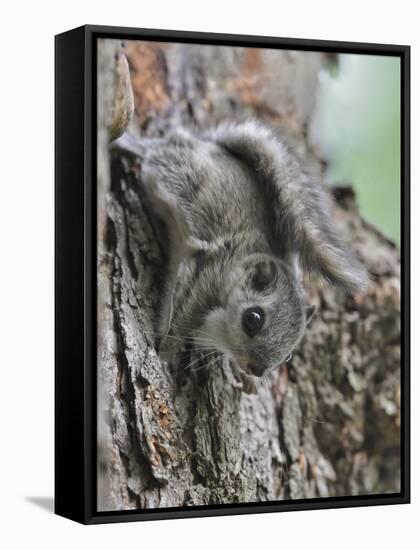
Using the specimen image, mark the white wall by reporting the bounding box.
[0,1,416,548]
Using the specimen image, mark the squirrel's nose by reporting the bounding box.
[246,362,265,377]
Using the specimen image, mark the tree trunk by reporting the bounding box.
[97,40,401,511]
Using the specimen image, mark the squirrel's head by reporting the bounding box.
[198,253,315,377]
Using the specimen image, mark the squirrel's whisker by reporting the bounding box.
[184,351,217,371]
[190,354,223,373]
[142,330,220,346]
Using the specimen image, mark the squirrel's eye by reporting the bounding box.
[242,307,265,337]
[285,352,293,363]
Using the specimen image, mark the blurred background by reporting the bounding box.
[311,54,401,245]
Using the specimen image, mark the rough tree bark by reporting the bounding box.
[97,40,401,511]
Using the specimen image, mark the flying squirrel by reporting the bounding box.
[115,120,369,377]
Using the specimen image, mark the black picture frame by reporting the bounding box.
[55,24,410,525]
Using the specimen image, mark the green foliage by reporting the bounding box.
[313,54,401,245]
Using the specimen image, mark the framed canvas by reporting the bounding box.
[55,25,410,524]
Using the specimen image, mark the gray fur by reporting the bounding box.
[116,120,368,376]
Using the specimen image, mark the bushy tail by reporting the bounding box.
[207,120,369,294]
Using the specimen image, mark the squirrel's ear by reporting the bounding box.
[251,259,278,291]
[207,121,369,294]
